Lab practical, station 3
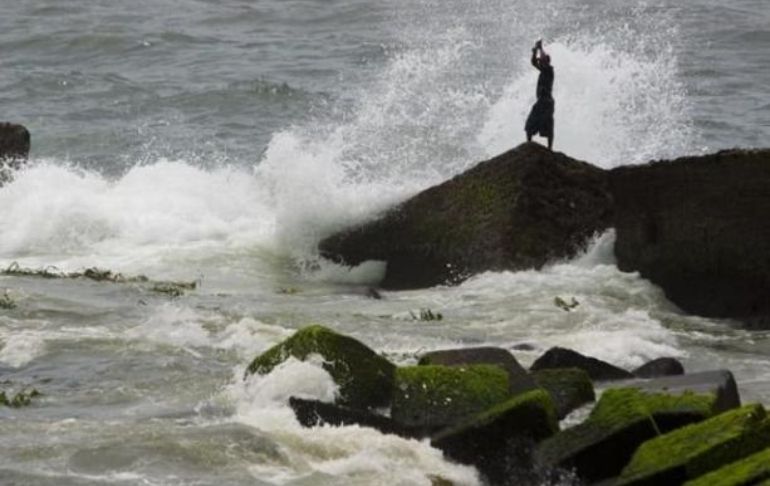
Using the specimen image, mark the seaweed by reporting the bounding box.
[0,290,15,309]
[0,388,41,408]
[2,262,196,297]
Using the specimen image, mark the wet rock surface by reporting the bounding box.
[530,347,634,381]
[319,142,612,289]
[610,148,770,326]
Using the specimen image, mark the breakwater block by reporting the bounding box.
[530,347,633,381]
[611,148,770,326]
[535,388,719,483]
[319,142,612,289]
[245,325,395,410]
[617,404,770,485]
[418,347,538,396]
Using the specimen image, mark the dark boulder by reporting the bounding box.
[530,347,633,381]
[288,397,421,438]
[0,122,30,185]
[531,368,595,419]
[418,347,538,396]
[431,389,558,485]
[319,142,612,289]
[0,122,29,161]
[630,369,740,414]
[610,148,770,327]
[632,357,685,378]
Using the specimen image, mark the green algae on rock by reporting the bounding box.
[618,404,770,485]
[535,388,720,483]
[245,325,395,410]
[531,368,595,419]
[431,388,558,484]
[418,347,538,396]
[683,446,770,486]
[391,364,510,430]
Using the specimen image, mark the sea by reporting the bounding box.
[1,0,769,484]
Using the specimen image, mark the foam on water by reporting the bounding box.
[225,359,480,486]
[0,331,46,368]
[0,159,273,272]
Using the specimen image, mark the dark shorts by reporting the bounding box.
[525,95,554,138]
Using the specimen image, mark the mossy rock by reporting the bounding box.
[535,388,719,483]
[391,364,510,431]
[532,368,595,419]
[245,325,395,410]
[418,346,538,396]
[684,447,770,486]
[618,404,770,485]
[431,389,558,482]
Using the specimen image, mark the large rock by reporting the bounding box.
[418,347,538,396]
[320,142,612,289]
[391,364,510,432]
[431,389,558,485]
[535,388,720,483]
[530,347,633,381]
[610,148,770,326]
[617,404,770,485]
[245,325,395,410]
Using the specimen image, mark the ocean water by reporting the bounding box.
[1,0,769,484]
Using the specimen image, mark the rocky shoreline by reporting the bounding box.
[320,143,770,327]
[247,325,767,486]
[16,308,747,485]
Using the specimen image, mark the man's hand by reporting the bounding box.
[535,39,543,50]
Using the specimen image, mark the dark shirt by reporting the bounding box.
[536,64,554,99]
[531,51,554,98]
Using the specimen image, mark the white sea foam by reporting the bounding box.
[478,39,695,167]
[227,359,480,486]
[0,331,46,368]
[0,160,273,273]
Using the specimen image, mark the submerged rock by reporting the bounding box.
[535,388,720,483]
[245,325,395,410]
[632,357,685,378]
[431,388,558,485]
[418,347,538,396]
[530,347,633,381]
[391,364,510,432]
[617,404,770,485]
[319,142,612,289]
[288,397,420,438]
[531,368,595,419]
[610,148,770,326]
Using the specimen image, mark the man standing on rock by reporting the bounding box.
[525,40,554,150]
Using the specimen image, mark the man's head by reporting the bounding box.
[541,54,551,65]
